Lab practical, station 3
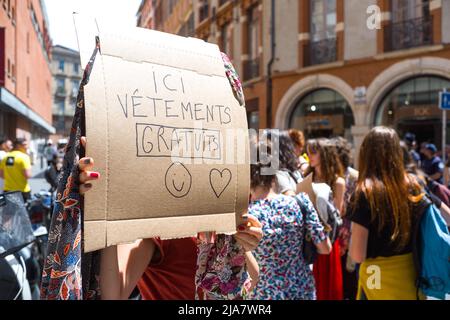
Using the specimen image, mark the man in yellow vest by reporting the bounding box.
[0,138,32,201]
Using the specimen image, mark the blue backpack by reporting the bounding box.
[412,195,450,300]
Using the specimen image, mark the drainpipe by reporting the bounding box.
[266,0,275,128]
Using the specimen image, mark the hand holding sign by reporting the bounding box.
[75,21,250,252]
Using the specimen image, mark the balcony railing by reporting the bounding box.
[55,86,66,97]
[304,38,337,67]
[384,16,433,52]
[243,58,260,81]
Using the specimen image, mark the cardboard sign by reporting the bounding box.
[74,16,250,253]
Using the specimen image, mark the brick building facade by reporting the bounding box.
[0,0,54,155]
[138,0,450,158]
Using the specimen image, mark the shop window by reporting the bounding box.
[289,88,354,141]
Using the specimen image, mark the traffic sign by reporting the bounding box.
[439,91,450,110]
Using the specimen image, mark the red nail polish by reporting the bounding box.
[238,225,246,231]
[90,172,99,178]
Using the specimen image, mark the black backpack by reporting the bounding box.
[294,192,342,265]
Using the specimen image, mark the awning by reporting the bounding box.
[0,87,55,134]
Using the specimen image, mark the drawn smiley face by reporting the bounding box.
[165,162,192,198]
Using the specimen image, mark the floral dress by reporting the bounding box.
[249,194,326,300]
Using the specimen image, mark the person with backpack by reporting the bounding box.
[303,138,346,300]
[262,130,303,196]
[248,142,331,299]
[347,126,433,300]
[44,155,63,191]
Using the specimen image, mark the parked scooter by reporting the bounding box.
[0,192,48,300]
[26,189,54,232]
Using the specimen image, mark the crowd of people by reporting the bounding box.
[73,126,450,301]
[0,137,64,199]
[245,127,450,300]
[3,126,449,300]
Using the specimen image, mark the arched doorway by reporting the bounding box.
[375,75,450,146]
[289,88,355,140]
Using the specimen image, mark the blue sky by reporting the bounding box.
[44,0,142,51]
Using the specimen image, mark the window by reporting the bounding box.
[57,78,65,88]
[59,60,65,72]
[73,63,79,74]
[71,79,79,89]
[310,0,336,42]
[58,100,65,114]
[243,5,260,80]
[11,64,15,81]
[392,0,430,23]
[199,0,209,22]
[56,100,66,132]
[305,0,337,66]
[71,80,79,97]
[220,23,231,56]
[7,59,10,78]
[248,5,260,61]
[56,78,65,96]
[386,0,432,51]
[246,98,260,130]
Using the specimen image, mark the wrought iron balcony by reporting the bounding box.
[243,58,260,81]
[304,38,337,67]
[384,16,433,52]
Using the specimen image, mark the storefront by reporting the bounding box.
[288,88,355,141]
[375,75,450,146]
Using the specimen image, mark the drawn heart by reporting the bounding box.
[209,168,232,198]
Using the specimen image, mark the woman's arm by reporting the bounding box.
[334,177,346,215]
[244,251,259,291]
[100,239,156,300]
[315,237,332,255]
[349,222,369,264]
[439,202,450,227]
[79,136,155,300]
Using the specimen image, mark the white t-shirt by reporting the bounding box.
[275,170,303,194]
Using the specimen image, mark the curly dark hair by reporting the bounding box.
[250,142,276,190]
[264,130,299,172]
[332,136,352,169]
